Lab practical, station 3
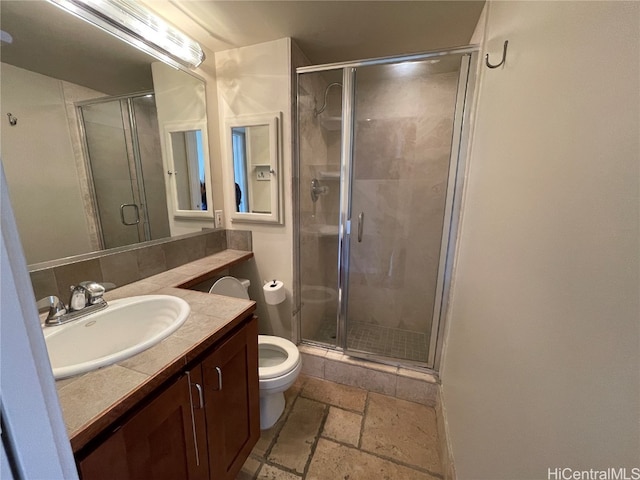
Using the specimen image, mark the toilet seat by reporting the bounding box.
[258,335,300,380]
[209,276,249,299]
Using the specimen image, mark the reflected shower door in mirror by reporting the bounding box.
[225,113,282,224]
[79,94,170,251]
[165,123,212,219]
[0,1,213,266]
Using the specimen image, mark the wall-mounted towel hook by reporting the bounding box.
[485,40,508,69]
[7,113,17,126]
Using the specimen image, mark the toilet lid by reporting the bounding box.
[209,276,249,299]
[258,335,300,380]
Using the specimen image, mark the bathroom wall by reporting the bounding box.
[215,38,294,339]
[0,63,105,263]
[151,62,215,235]
[441,1,640,477]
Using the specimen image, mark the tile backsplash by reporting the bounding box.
[30,229,252,300]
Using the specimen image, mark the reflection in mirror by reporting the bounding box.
[0,1,212,265]
[170,130,207,211]
[225,113,282,225]
[232,125,272,214]
[79,93,170,251]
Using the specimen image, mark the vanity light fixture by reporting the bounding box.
[47,0,205,69]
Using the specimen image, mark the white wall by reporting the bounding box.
[441,2,640,478]
[152,62,215,235]
[215,38,294,338]
[0,63,103,264]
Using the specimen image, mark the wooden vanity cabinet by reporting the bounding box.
[77,369,208,480]
[77,316,259,480]
[202,315,260,479]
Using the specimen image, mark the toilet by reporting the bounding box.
[209,276,301,430]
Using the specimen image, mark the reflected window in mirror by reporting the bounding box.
[232,127,249,213]
[225,113,282,225]
[232,125,272,215]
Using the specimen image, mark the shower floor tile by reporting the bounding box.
[305,319,429,363]
[347,322,429,363]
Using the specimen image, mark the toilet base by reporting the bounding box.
[260,391,285,430]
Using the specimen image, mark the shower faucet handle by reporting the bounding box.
[311,178,329,203]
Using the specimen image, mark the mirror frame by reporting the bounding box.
[163,121,214,219]
[224,112,283,225]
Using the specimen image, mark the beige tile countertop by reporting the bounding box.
[53,249,256,453]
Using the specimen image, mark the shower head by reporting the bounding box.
[313,82,343,117]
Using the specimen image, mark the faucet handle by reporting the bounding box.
[72,281,106,308]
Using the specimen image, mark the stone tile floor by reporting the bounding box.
[237,374,443,480]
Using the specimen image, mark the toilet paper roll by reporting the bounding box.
[263,280,286,305]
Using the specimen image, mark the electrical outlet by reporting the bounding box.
[214,210,223,228]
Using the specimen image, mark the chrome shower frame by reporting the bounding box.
[294,45,480,372]
[76,91,156,250]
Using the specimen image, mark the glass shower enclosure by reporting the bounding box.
[296,48,477,369]
[78,93,170,250]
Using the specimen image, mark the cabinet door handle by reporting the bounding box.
[215,366,223,390]
[192,382,204,409]
[185,371,201,467]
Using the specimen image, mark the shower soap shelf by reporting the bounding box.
[319,171,340,180]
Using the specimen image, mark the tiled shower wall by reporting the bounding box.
[348,69,459,336]
[29,229,251,300]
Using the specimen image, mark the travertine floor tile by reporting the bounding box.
[237,455,261,480]
[256,464,302,479]
[253,384,300,458]
[306,439,439,480]
[301,376,367,412]
[268,397,326,474]
[322,407,362,447]
[361,392,441,474]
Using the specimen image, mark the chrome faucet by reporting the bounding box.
[38,281,109,326]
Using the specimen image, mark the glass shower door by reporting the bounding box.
[81,100,144,250]
[342,55,471,365]
[80,94,169,251]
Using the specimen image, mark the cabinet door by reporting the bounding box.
[202,317,259,480]
[78,371,209,480]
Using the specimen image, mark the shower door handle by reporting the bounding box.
[357,212,364,243]
[120,203,140,226]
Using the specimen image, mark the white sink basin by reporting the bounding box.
[43,295,190,380]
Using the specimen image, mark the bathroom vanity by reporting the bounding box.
[52,250,260,480]
[78,315,258,480]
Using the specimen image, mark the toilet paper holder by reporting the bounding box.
[263,279,286,305]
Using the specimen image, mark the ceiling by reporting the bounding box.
[0,1,484,95]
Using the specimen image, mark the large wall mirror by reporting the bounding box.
[225,112,282,224]
[0,0,214,265]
